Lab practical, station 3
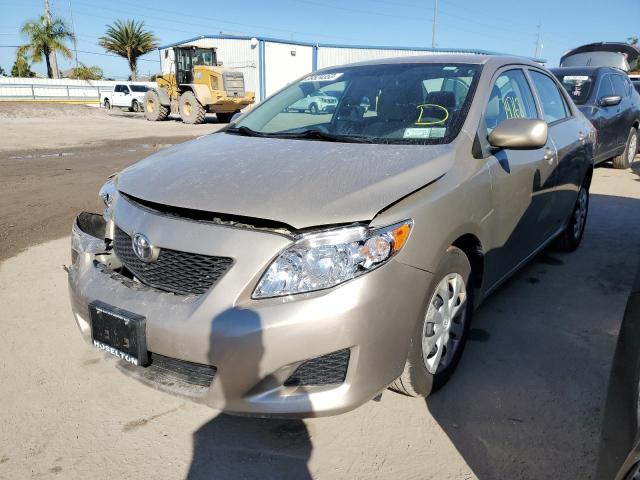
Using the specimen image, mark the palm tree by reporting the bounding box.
[11,46,36,78]
[20,15,74,78]
[99,20,158,81]
[69,63,103,80]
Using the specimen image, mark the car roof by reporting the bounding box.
[318,54,542,70]
[550,66,624,76]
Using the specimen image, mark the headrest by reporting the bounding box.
[425,91,456,109]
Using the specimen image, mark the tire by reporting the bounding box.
[216,112,233,123]
[179,91,206,124]
[390,246,473,397]
[131,100,140,113]
[143,90,169,122]
[103,99,111,110]
[612,127,638,169]
[554,183,589,252]
[309,103,319,114]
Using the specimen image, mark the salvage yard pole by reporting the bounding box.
[432,0,438,48]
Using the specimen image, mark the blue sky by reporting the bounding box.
[0,0,638,78]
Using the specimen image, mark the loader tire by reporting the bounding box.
[144,90,169,121]
[179,91,206,124]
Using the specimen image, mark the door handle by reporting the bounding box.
[543,147,556,164]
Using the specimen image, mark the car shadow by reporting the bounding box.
[426,192,640,479]
[186,308,313,480]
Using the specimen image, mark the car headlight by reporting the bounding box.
[98,178,117,221]
[253,220,412,298]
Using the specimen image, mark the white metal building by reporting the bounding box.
[159,35,530,102]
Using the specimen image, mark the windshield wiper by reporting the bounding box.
[284,130,375,143]
[225,126,269,137]
[226,126,374,143]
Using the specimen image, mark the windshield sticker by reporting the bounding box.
[564,75,590,81]
[301,73,344,83]
[403,128,446,139]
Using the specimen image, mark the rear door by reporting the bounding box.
[528,69,589,231]
[112,84,125,107]
[482,67,557,287]
[593,74,619,157]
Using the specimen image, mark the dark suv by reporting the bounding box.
[551,67,640,168]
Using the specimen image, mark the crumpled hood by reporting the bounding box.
[116,132,455,229]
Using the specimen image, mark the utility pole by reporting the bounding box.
[68,0,79,75]
[431,0,438,48]
[534,23,542,58]
[44,0,60,78]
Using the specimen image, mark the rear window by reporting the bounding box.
[130,85,149,92]
[556,75,594,105]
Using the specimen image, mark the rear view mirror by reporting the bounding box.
[599,95,622,107]
[488,118,548,150]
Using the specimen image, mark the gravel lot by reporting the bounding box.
[0,103,639,479]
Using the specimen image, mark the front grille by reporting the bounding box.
[284,349,350,387]
[118,352,217,397]
[113,227,233,295]
[223,71,245,97]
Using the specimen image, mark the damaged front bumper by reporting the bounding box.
[67,204,431,417]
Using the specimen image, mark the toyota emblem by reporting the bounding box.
[132,233,159,262]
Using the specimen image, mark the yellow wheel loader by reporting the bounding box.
[144,46,255,124]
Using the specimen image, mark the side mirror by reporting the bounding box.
[599,95,622,107]
[488,118,548,150]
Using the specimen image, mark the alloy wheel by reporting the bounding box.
[573,188,588,240]
[422,273,468,374]
[628,132,638,166]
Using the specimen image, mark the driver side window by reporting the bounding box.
[485,69,538,133]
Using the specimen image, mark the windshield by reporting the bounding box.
[555,75,595,105]
[232,63,481,144]
[130,85,149,92]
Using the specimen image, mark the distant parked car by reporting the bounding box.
[100,84,149,113]
[552,67,640,168]
[288,90,338,114]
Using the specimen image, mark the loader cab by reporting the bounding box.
[174,46,219,85]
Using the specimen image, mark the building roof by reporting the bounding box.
[158,34,547,63]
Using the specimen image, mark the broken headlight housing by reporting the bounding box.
[253,220,412,299]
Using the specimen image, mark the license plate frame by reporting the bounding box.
[89,300,148,366]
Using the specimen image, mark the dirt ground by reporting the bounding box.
[0,103,226,261]
[1,103,640,479]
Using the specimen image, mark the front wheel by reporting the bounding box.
[309,103,319,114]
[131,100,140,113]
[143,90,169,121]
[554,184,589,252]
[179,91,206,124]
[612,127,638,169]
[390,246,473,397]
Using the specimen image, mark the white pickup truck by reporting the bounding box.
[100,83,150,112]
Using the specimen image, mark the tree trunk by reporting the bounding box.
[128,56,137,81]
[44,48,53,78]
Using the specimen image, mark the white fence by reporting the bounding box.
[0,77,156,102]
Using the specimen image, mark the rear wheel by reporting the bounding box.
[554,184,589,252]
[143,90,169,121]
[103,99,111,110]
[179,91,206,124]
[612,127,638,169]
[216,112,233,123]
[390,246,473,397]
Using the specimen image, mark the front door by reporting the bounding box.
[483,68,557,288]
